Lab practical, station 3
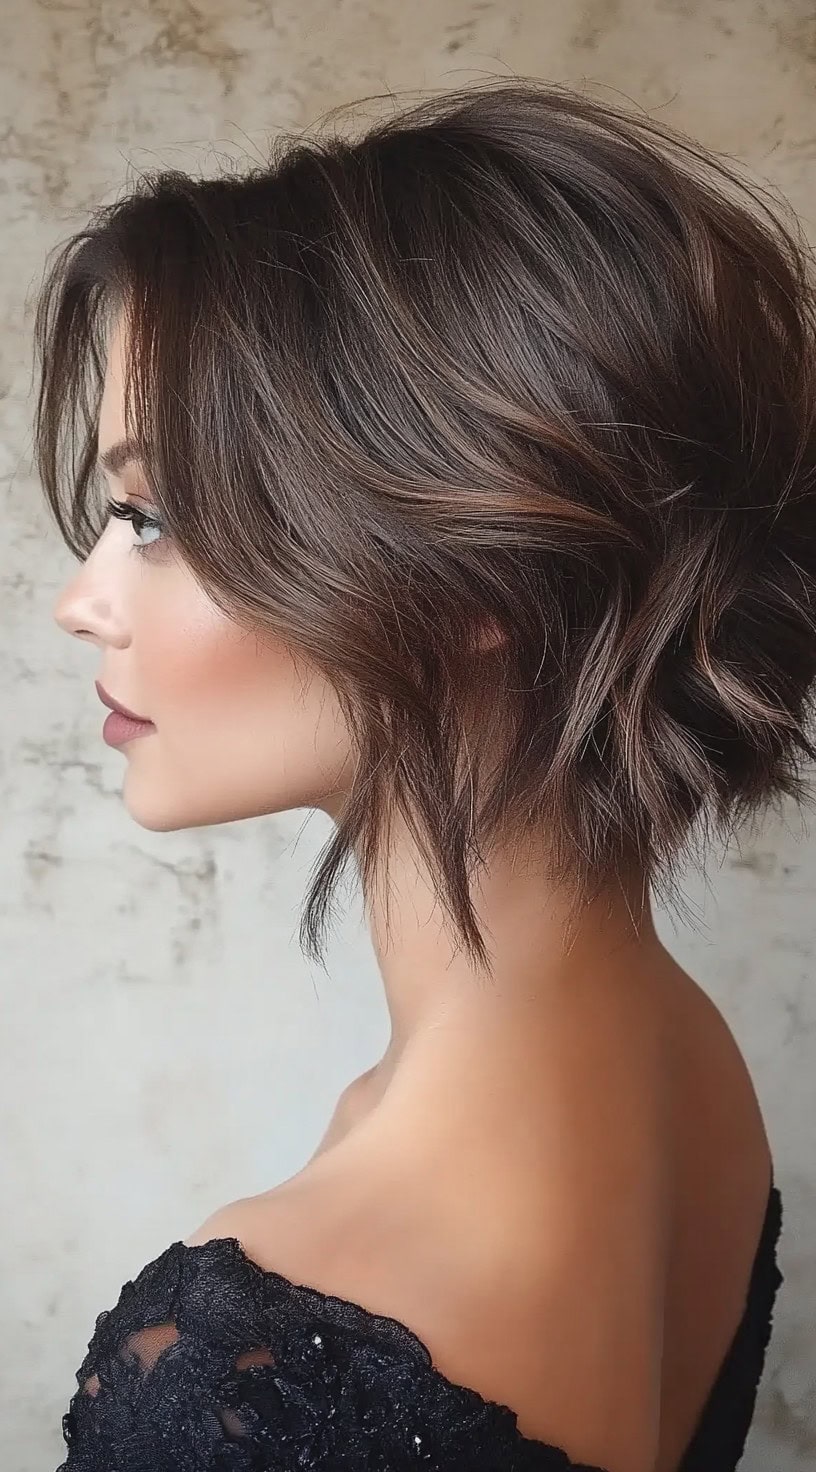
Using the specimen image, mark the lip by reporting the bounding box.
[95,680,152,723]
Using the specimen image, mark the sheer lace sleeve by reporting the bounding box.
[57,1234,607,1471]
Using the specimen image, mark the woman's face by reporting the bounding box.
[53,313,355,830]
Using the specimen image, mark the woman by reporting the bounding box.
[32,76,814,1472]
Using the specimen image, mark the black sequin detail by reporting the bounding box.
[56,1184,783,1471]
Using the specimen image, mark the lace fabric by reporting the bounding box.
[56,1184,783,1472]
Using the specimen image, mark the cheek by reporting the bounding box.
[135,574,278,711]
[129,579,354,816]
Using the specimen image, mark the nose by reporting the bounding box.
[53,562,129,649]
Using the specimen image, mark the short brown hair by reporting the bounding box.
[32,77,816,972]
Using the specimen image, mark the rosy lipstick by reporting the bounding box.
[96,682,155,748]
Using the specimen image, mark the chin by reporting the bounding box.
[120,758,334,830]
[124,801,241,832]
[122,798,188,832]
[121,775,281,831]
[120,771,197,831]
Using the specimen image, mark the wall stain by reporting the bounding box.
[772,2,816,69]
[571,0,623,53]
[142,0,248,97]
[767,1383,816,1456]
[728,849,779,879]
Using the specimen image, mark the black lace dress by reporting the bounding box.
[56,1181,783,1471]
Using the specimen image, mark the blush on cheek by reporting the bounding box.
[122,661,351,829]
[137,574,292,711]
[160,626,302,715]
[127,574,354,823]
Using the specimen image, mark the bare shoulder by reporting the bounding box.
[183,1199,256,1250]
[178,961,765,1472]
[181,1191,662,1472]
[180,1015,670,1472]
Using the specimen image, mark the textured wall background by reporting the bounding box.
[1,3,814,1469]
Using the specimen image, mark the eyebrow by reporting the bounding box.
[96,435,145,477]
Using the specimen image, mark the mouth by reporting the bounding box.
[95,680,150,722]
[95,681,155,748]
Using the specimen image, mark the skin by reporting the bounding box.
[54,324,357,833]
[55,312,773,1472]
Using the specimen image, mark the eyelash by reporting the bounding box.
[105,498,164,558]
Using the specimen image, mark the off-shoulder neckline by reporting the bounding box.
[162,1178,782,1470]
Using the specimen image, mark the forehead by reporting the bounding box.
[98,312,137,467]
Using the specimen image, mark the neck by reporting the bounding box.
[360,810,662,1087]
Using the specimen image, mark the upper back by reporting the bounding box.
[653,963,775,1470]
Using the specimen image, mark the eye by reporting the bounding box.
[105,498,165,557]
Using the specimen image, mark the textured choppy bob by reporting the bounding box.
[32,77,816,972]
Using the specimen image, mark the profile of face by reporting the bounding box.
[53,314,356,831]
